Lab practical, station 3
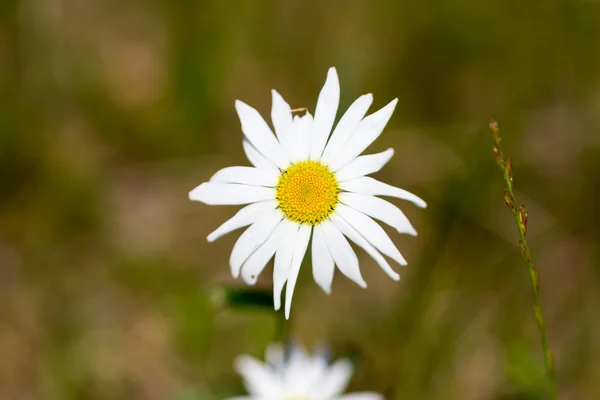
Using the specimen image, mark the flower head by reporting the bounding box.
[230,342,383,400]
[189,67,426,318]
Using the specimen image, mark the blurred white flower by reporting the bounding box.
[229,342,384,400]
[189,67,426,318]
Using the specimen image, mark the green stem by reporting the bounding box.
[490,120,557,399]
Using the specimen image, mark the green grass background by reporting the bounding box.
[1,0,600,399]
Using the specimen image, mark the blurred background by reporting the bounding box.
[1,0,600,399]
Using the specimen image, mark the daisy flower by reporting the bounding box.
[189,67,426,318]
[230,341,384,400]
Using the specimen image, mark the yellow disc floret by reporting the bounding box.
[276,161,339,225]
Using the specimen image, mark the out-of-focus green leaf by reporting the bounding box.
[211,287,276,312]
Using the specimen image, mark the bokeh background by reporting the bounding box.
[2,1,600,399]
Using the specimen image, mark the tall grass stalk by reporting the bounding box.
[489,118,557,399]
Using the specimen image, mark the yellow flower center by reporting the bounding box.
[276,161,339,225]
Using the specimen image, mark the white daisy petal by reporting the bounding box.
[231,339,387,400]
[321,220,366,288]
[312,224,335,294]
[293,112,314,162]
[235,100,290,169]
[330,212,400,280]
[329,98,398,171]
[234,355,281,397]
[288,343,325,396]
[273,220,300,311]
[283,343,312,392]
[264,342,285,368]
[207,200,278,242]
[337,392,385,400]
[243,139,279,172]
[303,356,329,395]
[335,204,407,266]
[340,176,427,208]
[284,224,312,319]
[286,341,310,365]
[335,148,395,181]
[241,221,287,285]
[210,166,279,187]
[340,192,417,236]
[289,116,302,162]
[317,359,354,398]
[230,210,283,278]
[271,89,295,158]
[310,67,340,160]
[321,93,373,165]
[189,182,275,205]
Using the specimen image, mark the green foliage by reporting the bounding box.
[1,0,600,398]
